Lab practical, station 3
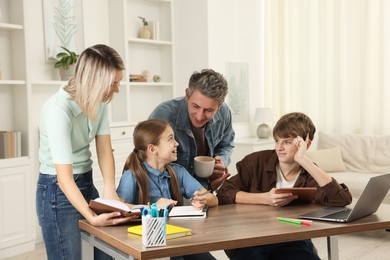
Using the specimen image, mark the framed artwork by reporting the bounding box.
[42,0,84,61]
[226,63,249,123]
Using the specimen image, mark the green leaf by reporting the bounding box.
[53,46,78,70]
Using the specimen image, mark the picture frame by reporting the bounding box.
[42,0,84,61]
[226,62,249,123]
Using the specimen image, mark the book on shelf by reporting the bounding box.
[89,198,146,217]
[148,20,160,40]
[127,224,192,240]
[168,205,209,219]
[0,131,21,159]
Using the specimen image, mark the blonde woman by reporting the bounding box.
[36,44,131,260]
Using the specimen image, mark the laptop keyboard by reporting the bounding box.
[324,208,352,219]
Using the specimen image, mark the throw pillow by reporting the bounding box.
[307,146,347,172]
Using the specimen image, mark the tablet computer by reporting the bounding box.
[276,187,317,203]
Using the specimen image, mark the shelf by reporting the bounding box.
[0,156,32,168]
[128,37,171,45]
[110,121,138,128]
[129,82,173,87]
[0,23,23,30]
[32,80,66,85]
[145,0,172,3]
[108,0,174,125]
[0,80,26,85]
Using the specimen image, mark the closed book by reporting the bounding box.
[89,198,144,217]
[276,187,317,203]
[168,205,208,219]
[128,224,192,240]
[0,131,5,159]
[15,131,21,157]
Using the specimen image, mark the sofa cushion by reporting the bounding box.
[307,147,347,172]
[317,132,390,173]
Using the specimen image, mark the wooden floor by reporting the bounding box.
[5,230,390,259]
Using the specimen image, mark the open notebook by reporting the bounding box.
[168,205,208,219]
[298,173,390,223]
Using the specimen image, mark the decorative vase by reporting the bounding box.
[59,64,76,81]
[138,26,151,39]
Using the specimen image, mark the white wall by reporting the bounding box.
[173,0,209,97]
[174,0,263,138]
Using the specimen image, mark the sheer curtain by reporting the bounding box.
[264,0,390,135]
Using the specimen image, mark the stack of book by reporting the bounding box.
[129,74,147,82]
[0,131,22,159]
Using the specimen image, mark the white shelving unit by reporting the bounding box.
[0,0,35,258]
[108,0,175,126]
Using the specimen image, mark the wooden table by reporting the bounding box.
[80,203,390,260]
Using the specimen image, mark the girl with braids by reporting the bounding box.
[117,119,218,210]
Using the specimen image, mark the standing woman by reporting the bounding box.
[36,44,132,260]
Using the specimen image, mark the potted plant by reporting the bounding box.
[137,16,151,39]
[54,46,79,81]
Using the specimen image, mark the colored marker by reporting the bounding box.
[286,218,313,226]
[277,217,312,226]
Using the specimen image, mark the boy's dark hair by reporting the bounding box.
[273,112,316,141]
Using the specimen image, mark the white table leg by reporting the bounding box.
[327,236,339,260]
[81,231,134,260]
[81,233,94,259]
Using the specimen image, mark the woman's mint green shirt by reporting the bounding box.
[39,85,110,175]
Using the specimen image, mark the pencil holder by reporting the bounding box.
[142,216,166,247]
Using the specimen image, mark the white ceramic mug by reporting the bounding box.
[194,156,215,178]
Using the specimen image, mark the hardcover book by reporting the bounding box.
[276,187,317,203]
[89,198,144,217]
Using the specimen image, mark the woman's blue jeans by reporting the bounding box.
[36,171,112,260]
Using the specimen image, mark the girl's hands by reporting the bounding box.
[191,190,208,209]
[156,198,177,208]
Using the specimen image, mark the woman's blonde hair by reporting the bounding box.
[64,44,125,120]
[122,119,182,205]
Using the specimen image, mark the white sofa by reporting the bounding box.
[307,131,390,204]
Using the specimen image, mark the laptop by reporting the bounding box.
[298,173,390,223]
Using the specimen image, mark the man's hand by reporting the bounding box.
[208,156,231,190]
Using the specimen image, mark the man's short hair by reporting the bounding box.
[188,69,228,105]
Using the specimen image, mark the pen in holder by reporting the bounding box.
[141,205,168,247]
